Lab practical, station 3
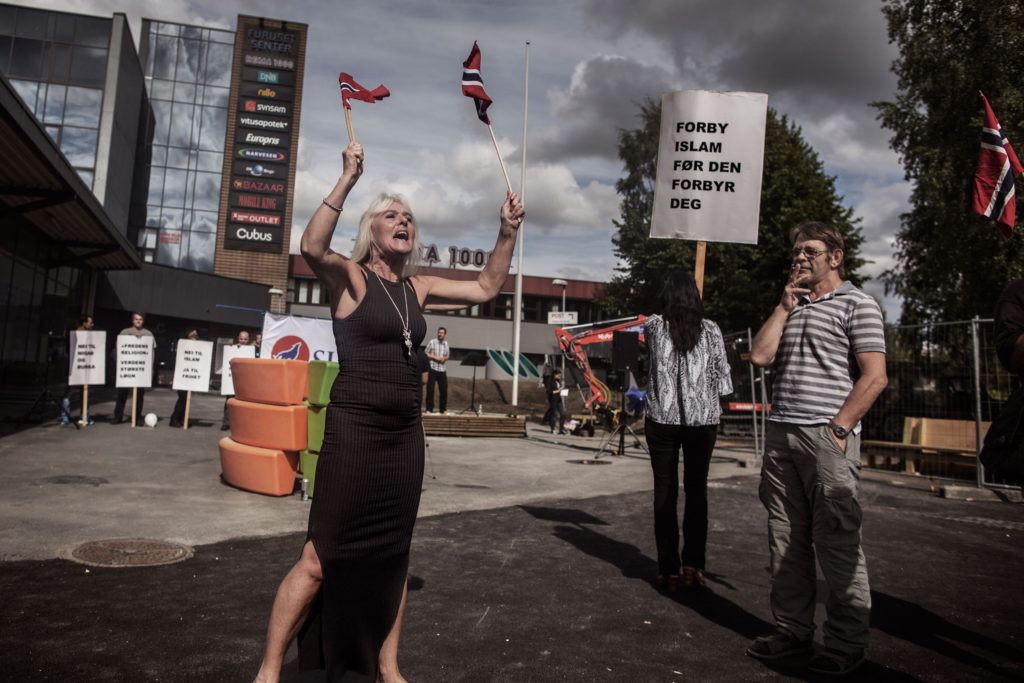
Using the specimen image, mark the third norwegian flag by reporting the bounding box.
[973,93,1023,236]
[461,41,492,124]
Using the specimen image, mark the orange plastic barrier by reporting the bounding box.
[230,358,308,406]
[218,437,299,496]
[227,398,307,451]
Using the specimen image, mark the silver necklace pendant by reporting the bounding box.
[375,271,413,357]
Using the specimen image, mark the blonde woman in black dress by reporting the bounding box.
[644,270,732,591]
[254,140,524,683]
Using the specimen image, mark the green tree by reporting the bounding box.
[603,100,865,333]
[873,0,1024,325]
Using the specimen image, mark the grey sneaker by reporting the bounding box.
[746,629,813,660]
[807,648,865,675]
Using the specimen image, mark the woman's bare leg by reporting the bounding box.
[376,580,408,683]
[254,541,322,683]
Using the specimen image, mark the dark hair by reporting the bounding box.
[79,314,93,326]
[438,327,446,333]
[791,221,846,278]
[131,311,145,321]
[658,270,704,353]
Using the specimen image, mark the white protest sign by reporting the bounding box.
[260,312,335,361]
[68,330,105,386]
[172,339,214,393]
[651,90,768,244]
[221,344,256,395]
[115,335,154,388]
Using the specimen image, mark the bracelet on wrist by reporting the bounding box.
[322,197,343,212]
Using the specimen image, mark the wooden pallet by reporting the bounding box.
[422,413,526,437]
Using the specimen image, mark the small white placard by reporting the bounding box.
[547,311,578,325]
[221,344,257,395]
[115,335,154,388]
[172,339,214,393]
[68,330,106,386]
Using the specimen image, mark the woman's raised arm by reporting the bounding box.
[300,141,364,291]
[415,191,525,308]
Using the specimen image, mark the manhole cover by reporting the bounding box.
[567,459,612,465]
[69,539,194,568]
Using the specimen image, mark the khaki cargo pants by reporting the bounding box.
[759,422,871,654]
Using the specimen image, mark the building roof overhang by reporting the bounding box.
[0,74,141,271]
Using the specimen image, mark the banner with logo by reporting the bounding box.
[220,344,257,395]
[68,330,106,386]
[172,339,215,392]
[260,312,335,362]
[115,335,154,388]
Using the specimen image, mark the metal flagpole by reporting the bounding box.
[511,41,529,406]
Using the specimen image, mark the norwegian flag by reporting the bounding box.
[338,72,390,110]
[461,42,492,124]
[973,93,1023,236]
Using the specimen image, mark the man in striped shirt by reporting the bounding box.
[747,221,887,676]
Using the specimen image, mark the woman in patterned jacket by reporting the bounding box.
[644,270,732,590]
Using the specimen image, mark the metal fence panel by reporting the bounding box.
[722,319,1020,487]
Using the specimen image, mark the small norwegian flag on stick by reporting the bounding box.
[462,42,512,194]
[338,72,390,142]
[973,92,1022,236]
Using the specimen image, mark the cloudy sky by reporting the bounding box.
[33,0,908,320]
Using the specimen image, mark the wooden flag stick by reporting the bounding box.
[82,385,89,425]
[183,391,192,430]
[131,387,138,428]
[695,241,707,297]
[344,107,355,143]
[487,124,514,195]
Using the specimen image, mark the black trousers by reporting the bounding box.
[548,397,565,432]
[171,391,188,425]
[644,417,718,575]
[114,387,145,422]
[426,370,447,412]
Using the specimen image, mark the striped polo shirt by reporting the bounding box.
[768,281,886,425]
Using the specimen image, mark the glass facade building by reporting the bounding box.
[0,5,110,191]
[136,20,234,273]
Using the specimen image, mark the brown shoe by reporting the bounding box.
[682,566,706,588]
[656,574,680,593]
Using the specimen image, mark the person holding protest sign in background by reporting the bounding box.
[221,330,251,431]
[62,314,95,426]
[112,312,154,424]
[253,139,524,683]
[170,329,199,428]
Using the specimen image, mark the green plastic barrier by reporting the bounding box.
[306,401,326,452]
[307,360,339,407]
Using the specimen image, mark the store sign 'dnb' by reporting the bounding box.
[242,67,296,87]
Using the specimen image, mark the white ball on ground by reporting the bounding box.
[144,413,158,427]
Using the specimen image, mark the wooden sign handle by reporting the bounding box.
[695,241,707,297]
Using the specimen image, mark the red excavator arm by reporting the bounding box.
[555,316,646,410]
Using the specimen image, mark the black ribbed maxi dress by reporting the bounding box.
[299,270,427,681]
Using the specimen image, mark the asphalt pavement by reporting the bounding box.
[1,388,1022,682]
